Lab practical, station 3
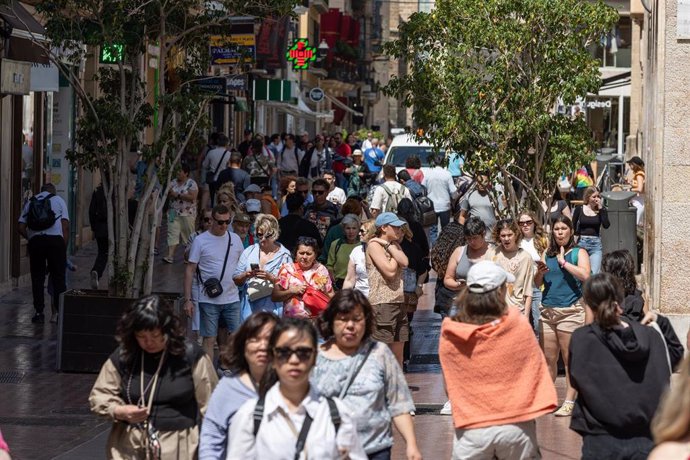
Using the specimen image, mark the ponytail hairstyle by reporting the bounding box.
[582,273,624,329]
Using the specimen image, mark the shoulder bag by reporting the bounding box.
[247,251,288,301]
[197,232,232,298]
[292,263,330,316]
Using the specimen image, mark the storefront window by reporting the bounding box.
[22,92,35,207]
[584,96,630,155]
[589,16,632,68]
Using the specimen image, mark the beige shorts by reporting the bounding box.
[452,420,540,460]
[371,302,409,343]
[167,214,196,247]
[540,301,585,334]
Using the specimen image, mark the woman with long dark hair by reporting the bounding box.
[89,295,217,459]
[227,318,366,459]
[569,273,671,459]
[199,312,278,459]
[534,215,590,417]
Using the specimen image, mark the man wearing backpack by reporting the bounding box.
[370,164,412,218]
[423,155,457,245]
[18,183,70,324]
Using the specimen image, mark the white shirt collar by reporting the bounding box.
[264,383,322,419]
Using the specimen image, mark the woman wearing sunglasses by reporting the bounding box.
[517,210,548,338]
[234,214,292,320]
[312,290,421,460]
[227,318,367,459]
[273,237,334,318]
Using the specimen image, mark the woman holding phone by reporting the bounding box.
[534,215,590,417]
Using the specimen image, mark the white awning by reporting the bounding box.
[262,97,334,122]
[325,94,363,116]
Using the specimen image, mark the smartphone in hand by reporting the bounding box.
[536,260,549,272]
[250,263,260,271]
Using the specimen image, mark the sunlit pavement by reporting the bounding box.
[0,243,582,459]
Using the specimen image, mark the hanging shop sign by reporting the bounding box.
[210,35,256,65]
[227,74,249,91]
[286,39,316,70]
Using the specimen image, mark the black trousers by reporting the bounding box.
[91,236,108,278]
[28,235,67,314]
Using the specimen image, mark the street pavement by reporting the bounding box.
[0,241,582,459]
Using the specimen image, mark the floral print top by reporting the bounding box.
[276,262,333,318]
[170,178,198,217]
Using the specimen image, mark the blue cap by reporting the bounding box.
[375,212,406,228]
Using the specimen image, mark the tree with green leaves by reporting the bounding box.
[384,0,618,220]
[21,0,295,297]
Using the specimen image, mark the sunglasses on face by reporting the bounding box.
[518,220,533,226]
[298,189,308,195]
[273,346,314,362]
[214,219,231,225]
[312,189,326,195]
[203,217,212,223]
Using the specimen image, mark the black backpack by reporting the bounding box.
[26,193,58,231]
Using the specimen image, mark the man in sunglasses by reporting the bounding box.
[184,204,244,359]
[303,178,340,239]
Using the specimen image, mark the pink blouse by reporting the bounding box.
[277,262,333,318]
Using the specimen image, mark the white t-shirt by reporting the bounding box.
[202,147,230,182]
[348,245,369,297]
[422,167,456,212]
[520,237,541,263]
[370,181,412,212]
[188,231,243,304]
[279,147,304,173]
[19,191,70,239]
[327,187,347,206]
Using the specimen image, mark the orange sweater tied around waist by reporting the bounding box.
[439,307,557,429]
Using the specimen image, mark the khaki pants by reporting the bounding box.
[106,423,199,459]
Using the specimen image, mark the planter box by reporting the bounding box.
[56,290,182,373]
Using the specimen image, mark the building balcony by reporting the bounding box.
[310,0,329,14]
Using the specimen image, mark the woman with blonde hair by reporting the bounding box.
[518,210,548,337]
[233,214,292,318]
[572,185,609,274]
[215,183,240,217]
[649,356,690,459]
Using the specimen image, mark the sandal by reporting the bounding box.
[554,400,574,417]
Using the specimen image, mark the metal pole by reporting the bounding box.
[618,94,624,158]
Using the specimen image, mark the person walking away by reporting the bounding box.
[313,289,422,460]
[489,219,533,317]
[278,193,323,254]
[272,237,334,319]
[333,132,353,190]
[323,170,347,207]
[202,133,230,207]
[184,204,244,359]
[399,223,428,374]
[216,151,250,203]
[364,138,385,180]
[518,210,549,338]
[326,215,361,289]
[89,181,108,289]
[543,188,571,232]
[242,138,275,188]
[568,273,671,460]
[18,183,69,324]
[458,173,497,238]
[439,261,557,460]
[199,312,278,459]
[227,318,367,460]
[164,164,198,264]
[233,214,292,318]
[422,156,457,245]
[534,215,591,417]
[366,212,409,366]
[89,295,218,459]
[370,165,412,218]
[572,186,609,274]
[278,134,304,177]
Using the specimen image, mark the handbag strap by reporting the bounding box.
[293,411,313,460]
[339,341,375,399]
[212,150,229,176]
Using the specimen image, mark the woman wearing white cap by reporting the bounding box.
[366,212,409,366]
[440,261,557,459]
[345,149,371,199]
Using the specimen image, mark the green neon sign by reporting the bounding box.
[100,44,124,64]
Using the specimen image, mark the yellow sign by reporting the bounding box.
[210,35,256,65]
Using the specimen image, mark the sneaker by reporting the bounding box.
[440,400,452,415]
[31,312,45,324]
[90,270,99,290]
[162,257,173,264]
[554,400,574,417]
[153,248,160,256]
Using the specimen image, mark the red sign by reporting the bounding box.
[286,39,316,70]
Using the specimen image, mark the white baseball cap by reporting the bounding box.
[245,199,261,213]
[466,261,515,294]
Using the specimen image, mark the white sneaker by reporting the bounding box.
[440,400,452,415]
[90,270,99,290]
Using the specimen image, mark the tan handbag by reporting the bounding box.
[247,277,274,301]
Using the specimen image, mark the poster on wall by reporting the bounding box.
[678,0,690,38]
[50,81,73,206]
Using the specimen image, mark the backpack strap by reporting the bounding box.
[326,397,341,434]
[253,395,266,436]
[334,238,345,259]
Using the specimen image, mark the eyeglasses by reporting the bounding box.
[297,189,309,195]
[273,346,314,362]
[358,229,366,235]
[312,189,326,195]
[203,217,212,223]
[518,220,533,226]
[214,219,231,225]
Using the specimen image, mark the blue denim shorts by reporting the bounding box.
[199,301,241,337]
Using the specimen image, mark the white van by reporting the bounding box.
[378,134,451,180]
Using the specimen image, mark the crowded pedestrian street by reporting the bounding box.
[0,241,584,459]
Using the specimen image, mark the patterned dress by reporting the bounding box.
[276,262,333,318]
